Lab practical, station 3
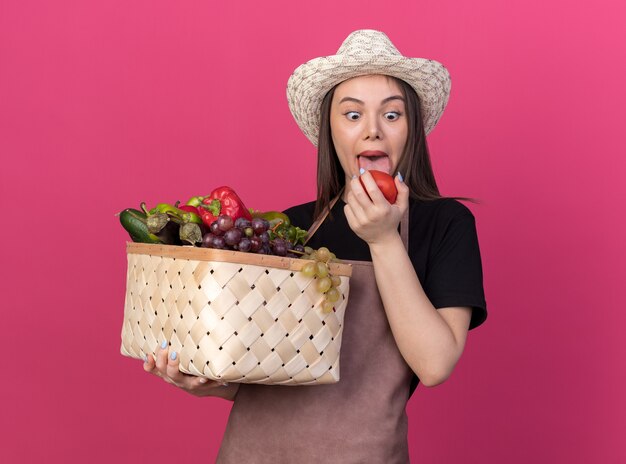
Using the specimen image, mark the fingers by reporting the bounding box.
[142,341,228,393]
[165,349,180,380]
[357,170,387,205]
[346,174,375,221]
[394,173,409,211]
[344,170,409,245]
[164,349,189,388]
[393,173,409,203]
[343,202,357,231]
[347,171,394,220]
[348,172,382,213]
[143,353,157,374]
[154,340,170,376]
[345,186,366,221]
[188,375,229,392]
[154,341,182,386]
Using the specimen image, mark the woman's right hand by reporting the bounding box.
[143,340,240,400]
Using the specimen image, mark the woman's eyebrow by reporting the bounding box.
[382,95,405,104]
[338,95,405,104]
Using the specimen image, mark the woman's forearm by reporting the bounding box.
[369,233,464,386]
[211,383,240,401]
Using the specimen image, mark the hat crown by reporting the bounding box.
[336,29,402,57]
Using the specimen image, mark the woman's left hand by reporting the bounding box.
[344,171,409,245]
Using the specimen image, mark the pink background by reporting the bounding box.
[1,0,624,462]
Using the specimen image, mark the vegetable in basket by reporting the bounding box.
[251,210,291,227]
[149,202,203,225]
[119,208,161,244]
[118,207,185,245]
[140,202,201,246]
[188,186,253,227]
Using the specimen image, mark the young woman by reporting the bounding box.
[143,30,487,463]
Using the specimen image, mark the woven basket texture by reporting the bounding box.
[121,243,351,385]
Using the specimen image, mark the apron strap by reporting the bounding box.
[303,188,345,247]
[400,206,409,251]
[304,187,410,251]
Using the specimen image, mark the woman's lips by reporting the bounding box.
[357,151,391,174]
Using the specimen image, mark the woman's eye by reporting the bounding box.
[345,111,360,121]
[384,111,401,121]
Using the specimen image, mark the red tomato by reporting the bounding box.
[359,170,398,204]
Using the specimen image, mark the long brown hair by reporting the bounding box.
[313,76,477,219]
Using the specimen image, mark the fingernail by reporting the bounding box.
[397,172,404,183]
[359,168,365,175]
[170,351,177,361]
[161,340,168,349]
[198,377,208,384]
[221,382,229,387]
[142,354,147,363]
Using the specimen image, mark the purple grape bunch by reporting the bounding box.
[201,214,298,256]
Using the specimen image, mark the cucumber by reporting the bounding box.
[119,208,161,244]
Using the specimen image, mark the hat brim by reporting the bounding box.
[287,54,451,147]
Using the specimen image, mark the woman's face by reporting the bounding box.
[330,74,408,182]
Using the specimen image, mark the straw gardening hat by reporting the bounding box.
[286,29,452,147]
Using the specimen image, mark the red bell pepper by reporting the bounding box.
[195,186,252,226]
[178,204,200,215]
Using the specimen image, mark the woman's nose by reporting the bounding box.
[363,117,382,140]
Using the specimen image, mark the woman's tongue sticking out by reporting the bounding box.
[358,152,391,174]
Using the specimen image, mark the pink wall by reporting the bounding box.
[1,1,624,462]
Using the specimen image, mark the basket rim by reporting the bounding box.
[126,242,353,277]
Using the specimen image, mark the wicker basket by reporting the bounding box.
[121,242,352,385]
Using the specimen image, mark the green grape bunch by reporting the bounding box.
[300,246,343,313]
